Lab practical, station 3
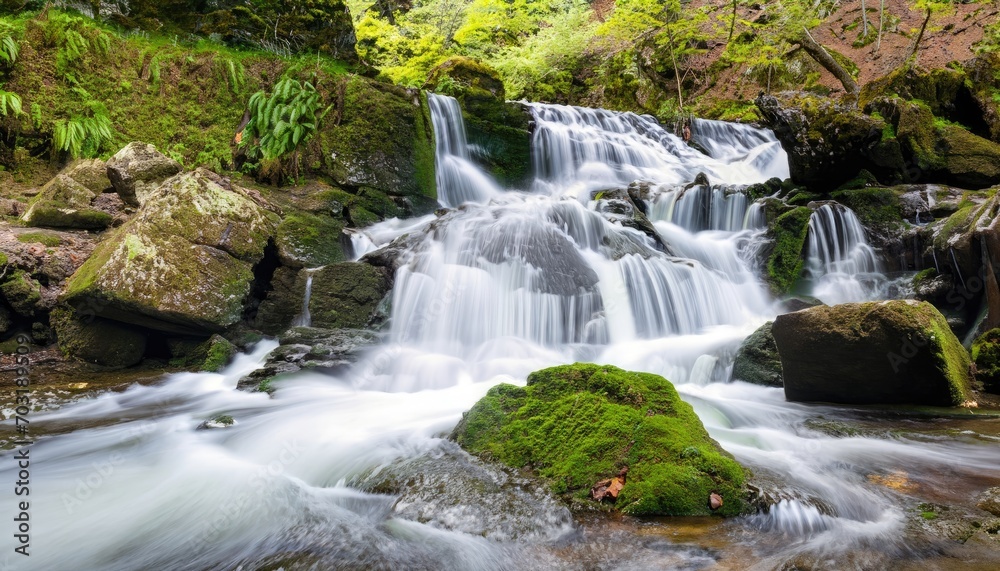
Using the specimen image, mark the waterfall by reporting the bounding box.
[8,101,986,571]
[291,269,317,327]
[805,203,885,304]
[427,93,502,206]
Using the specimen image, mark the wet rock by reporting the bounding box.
[308,263,391,329]
[772,300,974,406]
[978,487,1000,517]
[236,327,378,390]
[106,142,183,207]
[780,296,823,313]
[50,306,146,368]
[62,169,279,336]
[453,363,749,516]
[972,329,1000,394]
[731,321,783,387]
[168,334,237,372]
[249,266,307,335]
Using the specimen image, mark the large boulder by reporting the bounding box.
[772,301,974,406]
[50,306,147,369]
[62,169,278,335]
[453,363,749,517]
[755,93,891,191]
[106,142,183,207]
[274,211,346,268]
[308,262,391,329]
[731,321,783,387]
[762,206,813,296]
[20,174,113,229]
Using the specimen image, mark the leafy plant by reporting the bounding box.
[53,101,114,159]
[242,76,329,181]
[0,33,19,67]
[0,90,22,117]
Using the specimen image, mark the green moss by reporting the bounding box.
[912,267,937,288]
[275,210,346,267]
[453,363,749,517]
[212,414,235,426]
[49,305,147,368]
[921,511,938,520]
[831,186,903,237]
[972,329,1000,393]
[16,232,61,247]
[24,206,113,229]
[0,252,7,267]
[934,204,977,250]
[766,207,812,295]
[308,262,389,329]
[0,270,41,316]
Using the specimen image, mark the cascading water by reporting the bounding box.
[5,101,998,571]
[428,93,502,206]
[291,269,317,327]
[805,203,886,304]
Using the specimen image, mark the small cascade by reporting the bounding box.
[691,118,789,181]
[292,269,318,327]
[805,203,885,304]
[427,93,502,206]
[647,184,762,232]
[528,103,788,194]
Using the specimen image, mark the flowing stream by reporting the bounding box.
[2,97,998,570]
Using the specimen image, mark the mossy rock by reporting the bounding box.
[0,270,42,317]
[453,363,749,517]
[50,306,147,369]
[62,169,278,335]
[275,211,346,268]
[106,142,183,207]
[21,174,112,230]
[830,186,902,242]
[972,329,1000,394]
[772,301,974,406]
[425,56,505,100]
[859,66,967,120]
[168,334,237,372]
[248,266,306,335]
[62,159,112,194]
[764,206,812,296]
[307,262,390,329]
[731,321,782,387]
[320,77,436,202]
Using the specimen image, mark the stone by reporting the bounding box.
[772,300,974,406]
[308,262,391,329]
[62,158,112,194]
[972,329,1000,394]
[50,306,147,368]
[62,169,278,335]
[731,321,783,387]
[452,363,749,517]
[106,142,183,207]
[20,174,113,230]
[978,487,1000,517]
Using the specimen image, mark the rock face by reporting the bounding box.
[731,321,783,387]
[452,363,748,517]
[21,174,113,229]
[972,329,1000,394]
[772,301,974,406]
[308,262,391,329]
[763,206,813,295]
[62,169,278,335]
[755,93,888,191]
[106,142,183,207]
[50,307,147,368]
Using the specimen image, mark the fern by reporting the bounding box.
[0,90,23,117]
[53,106,114,159]
[0,35,18,66]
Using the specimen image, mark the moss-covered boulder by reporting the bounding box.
[106,142,183,207]
[307,262,390,329]
[21,174,113,230]
[764,206,812,295]
[50,306,146,368]
[274,211,346,268]
[772,301,974,406]
[731,321,783,387]
[62,169,278,335]
[755,93,886,191]
[168,334,237,372]
[63,159,112,194]
[972,329,1000,394]
[453,363,747,516]
[319,78,436,205]
[453,364,749,517]
[425,56,506,99]
[0,270,42,317]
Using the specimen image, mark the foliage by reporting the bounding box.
[242,76,328,180]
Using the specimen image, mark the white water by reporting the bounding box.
[291,270,317,327]
[805,203,886,304]
[428,93,502,206]
[3,102,997,570]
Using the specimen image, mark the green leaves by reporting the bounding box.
[0,90,23,117]
[243,76,326,162]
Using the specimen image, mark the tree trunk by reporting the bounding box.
[860,0,870,36]
[794,27,859,96]
[667,28,684,110]
[910,7,932,62]
[729,0,738,43]
[876,0,884,52]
